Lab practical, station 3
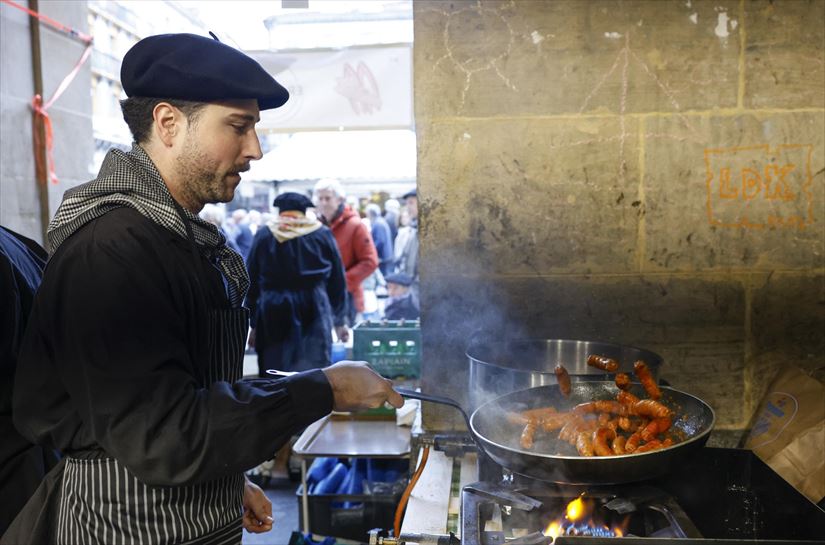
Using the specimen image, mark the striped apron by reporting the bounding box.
[52,307,250,545]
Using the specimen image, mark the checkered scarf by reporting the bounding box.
[48,144,249,307]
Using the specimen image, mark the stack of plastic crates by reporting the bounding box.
[352,320,420,378]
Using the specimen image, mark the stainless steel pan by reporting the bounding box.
[399,381,715,485]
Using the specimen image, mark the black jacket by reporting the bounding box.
[246,224,346,371]
[13,208,333,486]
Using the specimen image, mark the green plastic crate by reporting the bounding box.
[353,320,420,378]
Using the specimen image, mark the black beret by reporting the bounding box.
[121,33,288,110]
[273,192,314,212]
[402,189,417,200]
[385,272,414,287]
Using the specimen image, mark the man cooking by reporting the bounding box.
[4,33,403,544]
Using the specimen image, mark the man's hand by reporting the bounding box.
[334,325,349,343]
[242,477,273,534]
[322,361,404,412]
[247,328,256,349]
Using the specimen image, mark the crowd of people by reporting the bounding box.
[223,181,420,378]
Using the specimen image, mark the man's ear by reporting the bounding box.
[153,102,183,147]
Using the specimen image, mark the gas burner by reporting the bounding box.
[461,480,700,545]
[459,448,825,545]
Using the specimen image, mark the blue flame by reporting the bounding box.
[561,523,617,538]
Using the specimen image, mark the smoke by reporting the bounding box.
[418,246,534,428]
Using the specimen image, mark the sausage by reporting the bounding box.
[662,437,674,448]
[611,435,627,455]
[617,416,633,432]
[597,412,611,427]
[614,373,631,391]
[554,364,572,396]
[522,407,557,420]
[560,416,596,444]
[559,416,583,443]
[539,412,570,432]
[625,431,643,453]
[592,427,616,456]
[520,419,538,449]
[573,400,627,415]
[633,399,672,419]
[640,416,672,442]
[635,439,664,453]
[617,390,640,407]
[587,355,620,373]
[633,360,661,400]
[510,407,558,427]
[575,431,595,456]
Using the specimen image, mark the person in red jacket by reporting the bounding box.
[313,178,378,333]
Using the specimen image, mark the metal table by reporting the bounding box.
[292,413,411,536]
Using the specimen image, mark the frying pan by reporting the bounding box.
[398,381,715,485]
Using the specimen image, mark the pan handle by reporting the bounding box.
[395,387,473,432]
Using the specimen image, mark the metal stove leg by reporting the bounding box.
[300,458,309,534]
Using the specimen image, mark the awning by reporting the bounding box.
[246,129,416,184]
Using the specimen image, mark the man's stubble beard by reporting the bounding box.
[175,137,231,206]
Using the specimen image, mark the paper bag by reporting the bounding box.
[744,365,825,503]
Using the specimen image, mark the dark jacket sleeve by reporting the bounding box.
[14,213,333,486]
[323,230,348,327]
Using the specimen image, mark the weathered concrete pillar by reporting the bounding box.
[414,0,824,437]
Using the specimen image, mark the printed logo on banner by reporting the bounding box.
[335,62,382,115]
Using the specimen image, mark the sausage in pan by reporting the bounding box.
[507,406,557,426]
[576,431,595,456]
[617,415,633,431]
[625,431,643,453]
[611,434,627,455]
[633,360,661,400]
[592,427,616,456]
[520,419,538,449]
[554,364,572,396]
[587,355,620,372]
[573,400,627,415]
[640,416,672,442]
[540,412,570,432]
[617,390,640,407]
[614,373,631,391]
[560,416,595,444]
[633,399,672,419]
[634,439,664,453]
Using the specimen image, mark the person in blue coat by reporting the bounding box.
[366,203,393,275]
[0,227,60,535]
[246,193,348,376]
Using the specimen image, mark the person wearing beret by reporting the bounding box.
[383,272,420,321]
[6,33,403,545]
[245,192,347,376]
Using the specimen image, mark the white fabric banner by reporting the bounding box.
[248,45,413,132]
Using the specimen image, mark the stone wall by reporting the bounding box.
[0,1,92,244]
[414,0,824,435]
